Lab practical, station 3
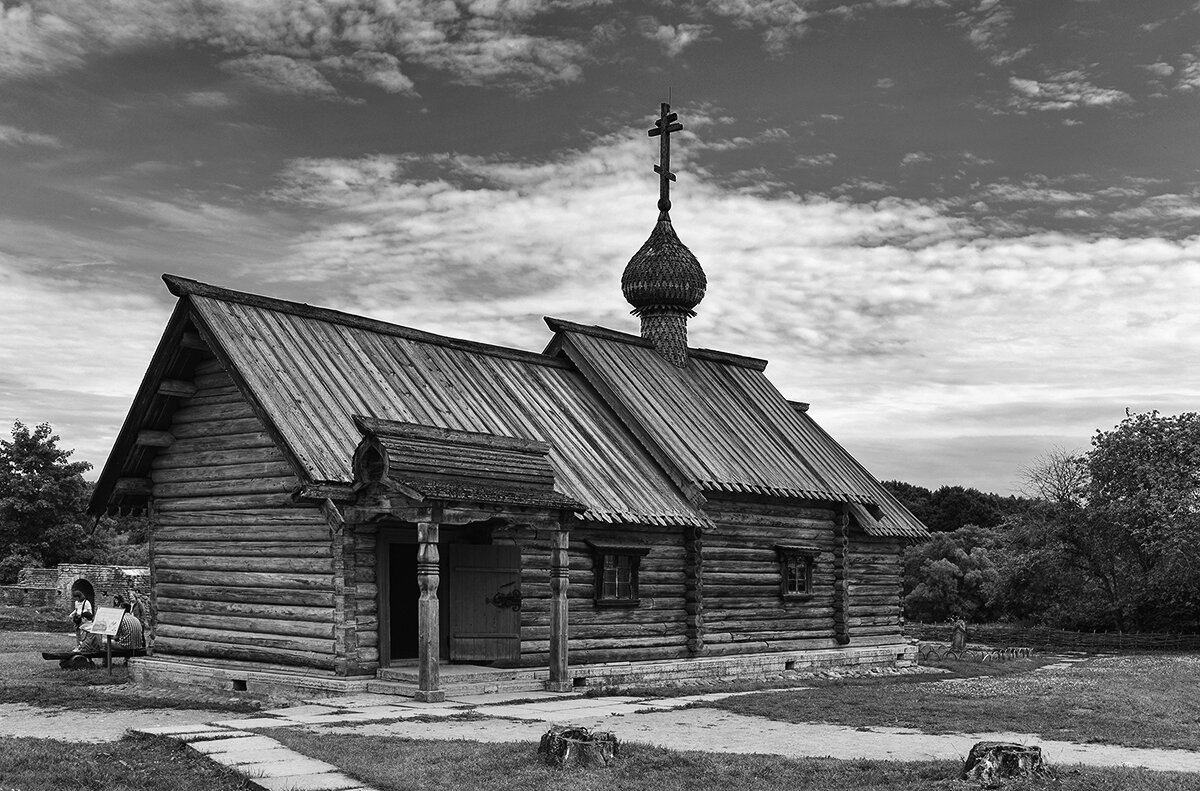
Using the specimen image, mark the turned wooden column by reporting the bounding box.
[415,519,444,702]
[547,527,571,691]
[832,504,851,645]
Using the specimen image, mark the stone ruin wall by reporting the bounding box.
[0,564,150,615]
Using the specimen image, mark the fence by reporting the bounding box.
[908,622,1200,652]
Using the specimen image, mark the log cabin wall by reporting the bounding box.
[149,355,339,671]
[517,524,688,667]
[847,528,905,644]
[702,501,839,656]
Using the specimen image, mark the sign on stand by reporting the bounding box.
[88,606,124,675]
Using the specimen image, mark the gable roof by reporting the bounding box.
[545,318,928,538]
[91,275,707,527]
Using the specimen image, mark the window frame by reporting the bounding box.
[585,540,650,608]
[775,544,818,600]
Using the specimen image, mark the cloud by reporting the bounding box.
[182,90,233,108]
[0,0,589,96]
[795,152,837,168]
[0,259,171,472]
[320,52,416,96]
[221,54,343,100]
[699,0,815,54]
[639,19,711,57]
[1006,70,1133,112]
[0,124,60,147]
[246,132,1200,497]
[953,0,1030,67]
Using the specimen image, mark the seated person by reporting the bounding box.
[112,595,145,651]
[74,611,105,654]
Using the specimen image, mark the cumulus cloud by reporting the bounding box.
[639,19,711,56]
[1006,70,1133,112]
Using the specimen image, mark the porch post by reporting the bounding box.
[415,519,444,702]
[547,526,571,691]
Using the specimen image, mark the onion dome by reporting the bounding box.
[621,211,707,315]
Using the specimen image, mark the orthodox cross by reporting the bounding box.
[648,102,683,213]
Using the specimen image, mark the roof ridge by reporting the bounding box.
[544,316,768,370]
[163,274,570,369]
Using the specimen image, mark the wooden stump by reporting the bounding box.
[962,741,1045,781]
[538,726,620,769]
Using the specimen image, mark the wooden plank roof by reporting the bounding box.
[143,276,707,527]
[546,318,928,538]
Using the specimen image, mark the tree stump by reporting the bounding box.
[961,741,1045,781]
[538,726,620,769]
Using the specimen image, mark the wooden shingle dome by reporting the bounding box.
[621,211,707,316]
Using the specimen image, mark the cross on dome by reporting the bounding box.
[648,102,683,214]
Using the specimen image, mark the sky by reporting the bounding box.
[2,0,1199,496]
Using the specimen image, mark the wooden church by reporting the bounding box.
[90,105,927,699]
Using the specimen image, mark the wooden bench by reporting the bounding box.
[42,648,147,669]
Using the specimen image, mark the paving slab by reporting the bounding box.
[226,756,343,775]
[204,746,302,766]
[213,716,294,729]
[448,690,582,706]
[189,734,285,754]
[134,723,233,737]
[250,772,364,791]
[259,704,346,718]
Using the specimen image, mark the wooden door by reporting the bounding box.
[447,544,521,665]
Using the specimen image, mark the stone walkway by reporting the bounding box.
[7,681,1200,789]
[121,685,1200,788]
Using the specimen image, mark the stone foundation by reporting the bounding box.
[130,656,374,698]
[130,642,916,700]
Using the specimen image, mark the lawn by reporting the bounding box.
[264,732,1200,791]
[0,630,262,712]
[0,735,247,791]
[707,654,1200,751]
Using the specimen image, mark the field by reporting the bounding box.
[708,654,1200,751]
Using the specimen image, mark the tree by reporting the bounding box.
[902,525,1002,622]
[0,421,92,583]
[1086,411,1200,630]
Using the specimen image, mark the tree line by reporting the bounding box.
[892,410,1200,633]
[0,421,147,584]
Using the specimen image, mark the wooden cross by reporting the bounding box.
[648,102,683,213]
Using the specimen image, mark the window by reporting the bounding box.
[586,540,650,607]
[776,545,818,599]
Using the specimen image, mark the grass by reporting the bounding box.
[264,731,1200,791]
[0,734,247,791]
[706,654,1200,751]
[0,630,263,713]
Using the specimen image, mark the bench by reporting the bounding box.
[42,648,147,669]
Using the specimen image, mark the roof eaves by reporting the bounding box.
[88,301,192,515]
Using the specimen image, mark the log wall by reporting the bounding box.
[701,502,840,655]
[149,356,338,671]
[846,528,905,642]
[518,524,689,666]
